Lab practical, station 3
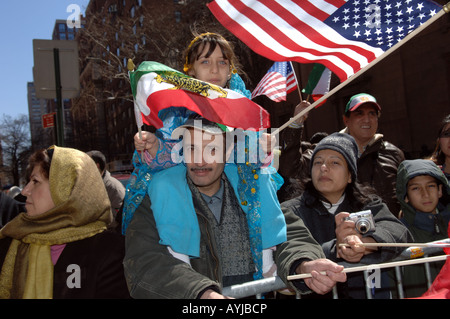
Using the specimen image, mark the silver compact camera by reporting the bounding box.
[345,210,375,234]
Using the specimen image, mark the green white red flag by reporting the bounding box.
[129,61,270,130]
[302,63,332,107]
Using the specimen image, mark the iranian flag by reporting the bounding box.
[130,61,270,130]
[301,64,332,107]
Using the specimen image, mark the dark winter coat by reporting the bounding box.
[0,192,22,228]
[124,195,326,299]
[0,230,130,299]
[278,127,405,216]
[282,190,412,298]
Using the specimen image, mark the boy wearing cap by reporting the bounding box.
[393,159,450,297]
[341,93,405,217]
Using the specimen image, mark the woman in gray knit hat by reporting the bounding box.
[281,132,412,299]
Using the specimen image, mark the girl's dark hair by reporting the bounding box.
[431,114,450,165]
[183,32,244,78]
[26,148,52,181]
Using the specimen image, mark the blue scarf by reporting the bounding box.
[148,164,286,279]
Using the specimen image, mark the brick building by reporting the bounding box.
[68,0,450,170]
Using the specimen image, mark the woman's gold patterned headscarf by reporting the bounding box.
[0,146,113,299]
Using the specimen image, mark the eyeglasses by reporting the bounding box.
[440,130,450,138]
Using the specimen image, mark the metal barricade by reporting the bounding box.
[222,238,450,299]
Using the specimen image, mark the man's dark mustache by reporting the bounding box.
[190,167,213,172]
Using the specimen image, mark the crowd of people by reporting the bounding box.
[0,32,449,299]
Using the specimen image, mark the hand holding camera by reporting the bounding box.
[344,210,375,234]
[335,211,377,263]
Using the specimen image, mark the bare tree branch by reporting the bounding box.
[0,114,32,186]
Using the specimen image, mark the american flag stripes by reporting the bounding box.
[251,61,297,102]
[208,0,442,82]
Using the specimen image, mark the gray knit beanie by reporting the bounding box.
[310,132,358,180]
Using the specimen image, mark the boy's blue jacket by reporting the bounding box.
[396,159,450,241]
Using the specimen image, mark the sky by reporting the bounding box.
[0,1,90,120]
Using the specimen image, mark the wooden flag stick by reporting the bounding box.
[287,254,449,280]
[339,242,450,248]
[289,61,303,101]
[272,4,449,136]
[127,58,144,162]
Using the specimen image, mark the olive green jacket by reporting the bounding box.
[123,195,325,299]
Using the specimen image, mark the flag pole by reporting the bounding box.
[289,61,303,101]
[127,59,142,140]
[127,58,145,162]
[339,242,450,248]
[272,3,450,136]
[287,254,449,281]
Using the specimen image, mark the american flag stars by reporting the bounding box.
[208,0,442,81]
[325,0,440,50]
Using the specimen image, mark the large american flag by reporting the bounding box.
[251,61,297,101]
[208,0,442,82]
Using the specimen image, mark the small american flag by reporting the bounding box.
[251,61,297,102]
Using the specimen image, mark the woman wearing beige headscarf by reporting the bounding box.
[0,146,130,299]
